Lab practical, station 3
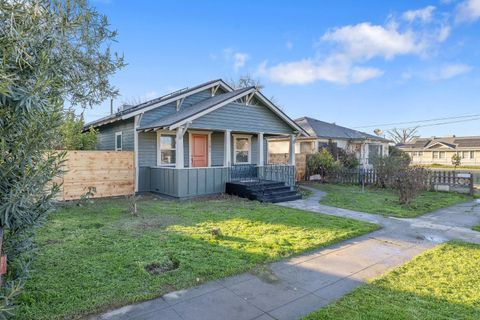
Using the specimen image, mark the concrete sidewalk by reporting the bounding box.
[93,188,480,320]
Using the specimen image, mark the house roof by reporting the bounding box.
[138,87,255,130]
[398,136,480,150]
[295,117,390,142]
[85,79,232,129]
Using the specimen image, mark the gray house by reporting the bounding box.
[86,79,305,199]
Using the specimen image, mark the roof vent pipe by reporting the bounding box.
[110,99,113,115]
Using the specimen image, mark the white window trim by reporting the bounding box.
[157,131,176,167]
[188,130,212,168]
[115,131,122,151]
[233,134,252,164]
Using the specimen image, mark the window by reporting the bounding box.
[462,151,469,159]
[433,151,439,159]
[368,144,382,161]
[439,151,446,159]
[157,132,176,165]
[299,141,315,153]
[471,151,475,159]
[115,132,122,151]
[233,135,251,164]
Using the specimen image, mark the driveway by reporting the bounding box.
[92,187,480,320]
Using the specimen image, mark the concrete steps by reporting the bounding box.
[225,180,301,203]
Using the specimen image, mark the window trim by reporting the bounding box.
[156,131,176,167]
[115,131,122,151]
[233,134,252,164]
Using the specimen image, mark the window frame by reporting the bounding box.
[432,151,439,159]
[233,134,252,165]
[115,131,122,151]
[156,131,176,166]
[470,151,475,159]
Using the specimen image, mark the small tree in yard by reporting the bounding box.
[371,146,411,188]
[392,167,429,205]
[57,110,98,150]
[0,0,124,315]
[452,153,461,170]
[307,148,342,181]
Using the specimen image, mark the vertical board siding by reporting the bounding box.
[190,102,293,134]
[146,167,229,197]
[96,119,134,150]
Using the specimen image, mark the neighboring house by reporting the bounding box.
[268,116,390,166]
[85,79,306,198]
[397,136,480,166]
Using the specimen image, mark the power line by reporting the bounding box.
[381,117,480,132]
[353,114,480,129]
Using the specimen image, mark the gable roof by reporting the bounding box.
[85,79,232,128]
[296,117,390,142]
[398,136,480,150]
[139,87,255,131]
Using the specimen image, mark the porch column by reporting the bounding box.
[257,132,264,166]
[289,134,296,166]
[224,130,231,166]
[175,127,185,169]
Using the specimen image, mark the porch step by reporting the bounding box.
[225,180,301,203]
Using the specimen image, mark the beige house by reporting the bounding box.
[397,136,480,166]
[268,117,390,167]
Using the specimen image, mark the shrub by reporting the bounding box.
[338,149,359,169]
[307,148,337,181]
[371,147,411,188]
[392,167,429,204]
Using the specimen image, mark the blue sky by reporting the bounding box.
[82,0,480,137]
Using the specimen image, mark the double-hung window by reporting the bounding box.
[233,135,251,164]
[115,132,122,151]
[433,151,439,159]
[157,132,176,166]
[470,151,476,159]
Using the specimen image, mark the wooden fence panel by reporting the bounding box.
[57,151,135,201]
[268,153,307,180]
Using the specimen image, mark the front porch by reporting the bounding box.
[137,127,298,198]
[138,164,296,198]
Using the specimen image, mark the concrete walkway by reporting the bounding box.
[93,187,480,320]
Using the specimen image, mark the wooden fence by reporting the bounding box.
[268,153,307,180]
[56,151,135,201]
[306,167,474,195]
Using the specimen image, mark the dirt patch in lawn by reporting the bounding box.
[145,257,179,275]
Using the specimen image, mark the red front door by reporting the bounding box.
[191,134,208,167]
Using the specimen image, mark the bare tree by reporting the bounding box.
[388,127,419,144]
[227,74,264,90]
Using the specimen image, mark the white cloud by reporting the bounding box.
[222,48,249,71]
[455,0,480,22]
[259,55,383,85]
[233,52,249,71]
[437,25,451,42]
[431,64,473,79]
[403,6,436,22]
[321,22,425,60]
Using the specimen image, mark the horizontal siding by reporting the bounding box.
[138,132,157,166]
[97,119,134,151]
[190,102,293,134]
[140,89,214,127]
[211,132,224,166]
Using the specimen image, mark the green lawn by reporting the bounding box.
[304,242,480,320]
[17,196,377,320]
[310,184,472,218]
[473,225,480,232]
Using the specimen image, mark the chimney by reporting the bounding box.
[110,99,113,115]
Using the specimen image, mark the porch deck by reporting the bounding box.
[226,179,301,203]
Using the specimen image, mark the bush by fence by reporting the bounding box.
[55,151,135,200]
